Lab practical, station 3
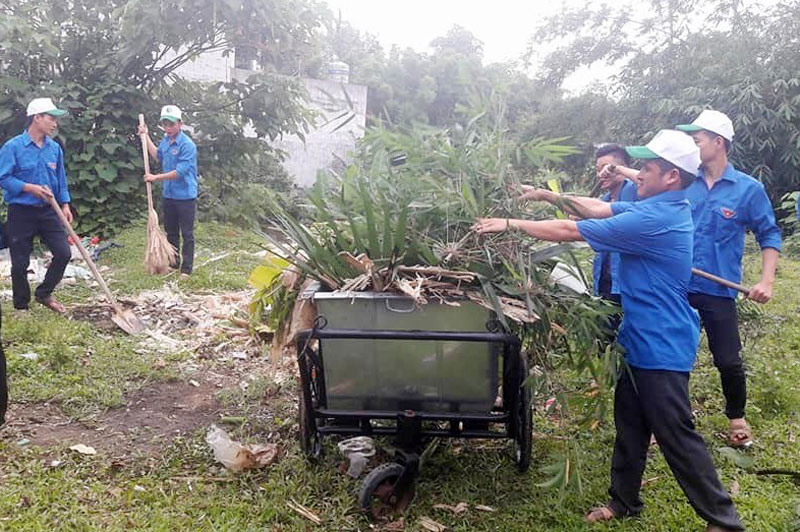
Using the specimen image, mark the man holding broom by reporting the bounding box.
[138,105,198,277]
[0,98,72,314]
[474,130,743,531]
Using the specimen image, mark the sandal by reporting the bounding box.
[35,296,66,314]
[727,422,753,449]
[585,505,616,523]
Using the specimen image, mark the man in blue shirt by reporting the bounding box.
[676,110,781,448]
[0,98,73,314]
[137,105,198,276]
[520,143,637,336]
[474,130,742,531]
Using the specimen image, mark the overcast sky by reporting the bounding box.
[322,0,590,65]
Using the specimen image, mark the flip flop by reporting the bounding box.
[727,425,753,449]
[35,296,66,314]
[585,505,616,523]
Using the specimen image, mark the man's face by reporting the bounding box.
[161,119,182,137]
[690,131,723,164]
[33,113,59,137]
[595,154,625,191]
[635,160,676,199]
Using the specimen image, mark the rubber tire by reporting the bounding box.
[514,353,533,472]
[358,462,415,520]
[298,384,323,461]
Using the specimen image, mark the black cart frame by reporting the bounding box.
[296,322,532,519]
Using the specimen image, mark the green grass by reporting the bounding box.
[1,228,799,530]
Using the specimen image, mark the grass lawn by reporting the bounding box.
[0,224,798,531]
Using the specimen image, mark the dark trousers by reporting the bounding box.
[688,293,745,419]
[0,304,6,426]
[163,198,196,274]
[608,367,743,530]
[7,204,71,310]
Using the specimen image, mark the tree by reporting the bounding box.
[529,0,800,210]
[0,0,320,234]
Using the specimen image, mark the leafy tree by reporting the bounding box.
[529,0,800,212]
[0,0,320,234]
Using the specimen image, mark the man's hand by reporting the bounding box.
[513,184,552,202]
[472,217,510,234]
[61,204,73,225]
[23,183,53,200]
[137,124,149,136]
[747,280,773,303]
[144,173,158,183]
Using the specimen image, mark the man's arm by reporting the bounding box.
[517,187,614,219]
[748,247,778,303]
[145,170,178,183]
[473,217,583,242]
[744,184,781,303]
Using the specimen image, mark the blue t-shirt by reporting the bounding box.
[157,131,198,200]
[0,131,71,205]
[592,179,638,296]
[686,164,781,298]
[577,189,699,372]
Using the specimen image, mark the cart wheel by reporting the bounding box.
[358,463,415,520]
[299,387,323,461]
[513,354,533,472]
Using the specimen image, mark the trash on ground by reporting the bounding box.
[418,516,446,531]
[16,439,30,446]
[18,352,39,361]
[205,424,279,472]
[69,444,97,455]
[337,436,376,478]
[474,504,496,512]
[433,502,469,515]
[287,498,322,525]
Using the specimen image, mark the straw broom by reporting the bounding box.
[139,114,177,274]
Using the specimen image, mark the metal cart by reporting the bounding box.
[296,291,532,519]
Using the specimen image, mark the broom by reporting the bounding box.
[139,114,177,274]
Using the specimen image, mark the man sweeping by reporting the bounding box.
[676,109,781,448]
[0,98,72,313]
[138,105,198,277]
[473,130,743,531]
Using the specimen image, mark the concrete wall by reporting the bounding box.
[163,49,368,187]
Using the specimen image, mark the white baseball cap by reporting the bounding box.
[26,98,66,117]
[160,105,182,123]
[676,110,734,141]
[625,129,702,176]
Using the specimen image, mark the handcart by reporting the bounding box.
[296,291,532,519]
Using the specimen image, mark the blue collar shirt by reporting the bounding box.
[0,131,71,205]
[592,178,638,296]
[686,164,781,298]
[577,189,699,372]
[157,131,198,200]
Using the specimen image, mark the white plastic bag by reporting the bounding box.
[337,436,376,478]
[206,424,278,472]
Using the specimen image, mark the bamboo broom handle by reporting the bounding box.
[45,194,124,314]
[691,268,751,296]
[138,114,155,213]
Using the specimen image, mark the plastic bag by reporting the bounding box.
[206,425,278,472]
[337,436,376,478]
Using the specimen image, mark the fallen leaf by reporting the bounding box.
[287,498,322,525]
[641,476,661,487]
[418,516,446,532]
[730,479,740,496]
[152,358,167,369]
[69,444,97,455]
[433,502,468,515]
[474,505,496,512]
[133,485,146,492]
[383,518,405,531]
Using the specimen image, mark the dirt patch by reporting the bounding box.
[7,378,223,457]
